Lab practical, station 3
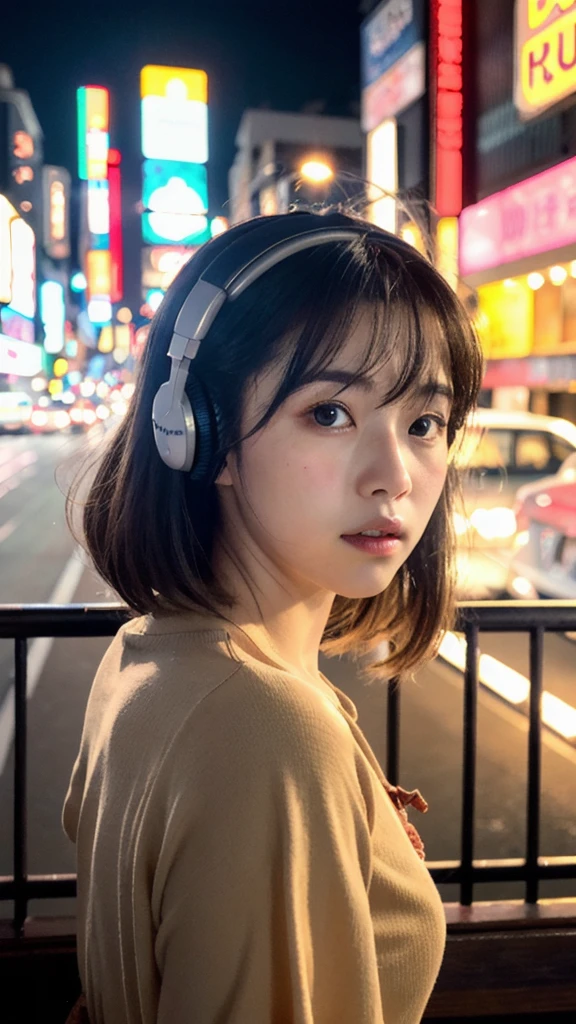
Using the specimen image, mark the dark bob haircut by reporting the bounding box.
[66,210,484,678]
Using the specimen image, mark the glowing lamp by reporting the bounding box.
[299,160,333,183]
[549,265,567,285]
[71,272,87,292]
[53,358,69,378]
[146,289,164,312]
[210,216,228,237]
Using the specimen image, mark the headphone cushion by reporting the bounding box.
[186,373,225,483]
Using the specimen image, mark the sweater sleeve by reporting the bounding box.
[151,669,384,1024]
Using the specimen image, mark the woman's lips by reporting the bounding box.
[340,533,403,556]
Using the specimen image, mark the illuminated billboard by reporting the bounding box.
[516,1,576,120]
[0,195,16,304]
[77,86,110,180]
[0,334,42,376]
[0,306,34,344]
[86,250,112,299]
[40,281,66,355]
[9,215,36,319]
[141,65,208,164]
[142,213,210,247]
[141,246,195,289]
[360,0,426,131]
[0,195,36,319]
[87,180,110,240]
[108,149,123,304]
[430,0,463,217]
[42,166,71,259]
[142,160,208,212]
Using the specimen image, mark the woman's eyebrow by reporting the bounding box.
[414,381,454,403]
[302,371,454,403]
[302,370,374,392]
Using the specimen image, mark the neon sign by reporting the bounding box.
[516,0,576,118]
[108,149,123,304]
[430,0,463,217]
[9,216,35,319]
[0,195,16,304]
[86,250,112,299]
[50,180,65,240]
[87,180,110,238]
[40,281,66,355]
[0,334,42,376]
[459,153,576,278]
[141,66,208,164]
[42,167,70,259]
[77,86,110,180]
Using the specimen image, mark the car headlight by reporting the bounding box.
[453,511,470,536]
[513,529,529,549]
[469,507,517,541]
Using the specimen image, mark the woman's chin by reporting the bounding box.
[335,577,395,600]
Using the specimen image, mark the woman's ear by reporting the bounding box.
[215,458,233,487]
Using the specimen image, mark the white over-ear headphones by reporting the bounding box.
[151,212,383,477]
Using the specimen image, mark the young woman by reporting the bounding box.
[63,210,483,1024]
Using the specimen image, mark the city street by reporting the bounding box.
[0,430,575,916]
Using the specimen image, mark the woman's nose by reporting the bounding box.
[357,434,413,501]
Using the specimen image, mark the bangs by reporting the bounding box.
[241,238,477,445]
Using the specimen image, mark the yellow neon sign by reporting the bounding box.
[517,1,576,116]
[50,180,66,241]
[529,0,576,30]
[140,65,207,103]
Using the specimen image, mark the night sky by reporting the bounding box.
[2,0,363,215]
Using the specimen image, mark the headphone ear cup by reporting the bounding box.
[186,373,225,484]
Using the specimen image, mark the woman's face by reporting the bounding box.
[216,314,452,602]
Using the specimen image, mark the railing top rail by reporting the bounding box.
[0,603,130,638]
[455,600,576,632]
[0,600,575,638]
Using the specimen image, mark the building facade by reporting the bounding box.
[460,0,576,423]
[360,0,576,424]
[228,109,363,224]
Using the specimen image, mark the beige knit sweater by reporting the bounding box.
[63,610,446,1024]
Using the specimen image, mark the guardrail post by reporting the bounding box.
[386,676,400,787]
[14,637,28,934]
[526,627,544,904]
[461,622,479,906]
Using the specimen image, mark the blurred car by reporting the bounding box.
[506,453,576,600]
[454,409,576,598]
[69,398,99,433]
[0,390,33,434]
[29,402,71,434]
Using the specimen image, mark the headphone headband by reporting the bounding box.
[152,213,386,475]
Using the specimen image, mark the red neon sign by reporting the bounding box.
[431,0,463,217]
[107,149,123,304]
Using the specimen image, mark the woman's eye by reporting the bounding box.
[409,415,447,440]
[310,403,353,429]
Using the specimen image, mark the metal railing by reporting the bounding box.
[1,600,576,935]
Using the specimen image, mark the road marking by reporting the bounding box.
[433,654,576,769]
[0,450,37,486]
[0,518,17,544]
[0,548,87,776]
[439,631,576,740]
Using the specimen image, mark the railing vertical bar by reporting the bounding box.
[461,622,479,907]
[386,676,400,787]
[526,626,544,904]
[13,636,28,934]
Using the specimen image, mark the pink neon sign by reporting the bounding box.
[459,153,576,277]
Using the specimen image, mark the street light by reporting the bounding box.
[299,160,333,183]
